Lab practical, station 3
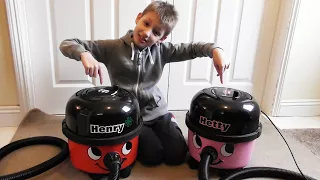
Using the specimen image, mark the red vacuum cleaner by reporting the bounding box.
[0,85,142,180]
[62,85,143,180]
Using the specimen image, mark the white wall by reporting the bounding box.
[0,1,21,127]
[279,0,320,116]
[0,1,18,106]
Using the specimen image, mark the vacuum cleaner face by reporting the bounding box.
[186,87,262,170]
[62,86,142,174]
[67,137,139,174]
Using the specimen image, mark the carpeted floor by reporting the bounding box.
[282,128,320,159]
[0,109,320,180]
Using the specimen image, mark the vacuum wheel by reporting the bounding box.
[187,155,199,169]
[120,166,132,178]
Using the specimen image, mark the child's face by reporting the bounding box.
[133,11,168,49]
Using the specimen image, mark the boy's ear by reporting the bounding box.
[135,13,143,24]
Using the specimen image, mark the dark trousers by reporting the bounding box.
[137,113,188,166]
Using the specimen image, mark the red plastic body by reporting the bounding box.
[68,136,139,174]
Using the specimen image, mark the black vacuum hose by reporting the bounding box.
[104,152,121,180]
[198,147,218,180]
[198,153,212,180]
[219,167,317,180]
[107,163,120,180]
[0,136,69,180]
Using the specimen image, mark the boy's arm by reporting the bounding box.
[160,42,221,63]
[161,42,229,84]
[59,38,116,84]
[59,38,115,63]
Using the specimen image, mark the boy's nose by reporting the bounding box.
[142,30,151,38]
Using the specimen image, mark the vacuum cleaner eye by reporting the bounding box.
[88,147,102,160]
[193,134,202,149]
[220,144,234,157]
[122,142,132,155]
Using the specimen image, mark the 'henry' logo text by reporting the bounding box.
[199,116,231,132]
[90,123,125,134]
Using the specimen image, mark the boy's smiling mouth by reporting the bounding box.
[138,35,147,43]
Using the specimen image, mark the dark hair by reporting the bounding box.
[142,1,178,36]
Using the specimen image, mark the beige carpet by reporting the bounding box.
[0,109,320,180]
[282,128,320,159]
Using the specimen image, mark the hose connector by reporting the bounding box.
[199,146,218,180]
[104,152,121,180]
[200,146,218,163]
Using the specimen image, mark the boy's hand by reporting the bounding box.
[212,48,230,84]
[80,52,104,85]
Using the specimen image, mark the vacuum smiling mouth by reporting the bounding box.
[96,158,127,171]
[96,163,109,171]
[212,159,223,165]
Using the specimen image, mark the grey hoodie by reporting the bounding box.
[59,30,220,121]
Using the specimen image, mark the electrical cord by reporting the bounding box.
[261,111,309,180]
[218,111,316,180]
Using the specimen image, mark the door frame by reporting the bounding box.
[261,0,301,116]
[5,0,300,119]
[5,0,36,121]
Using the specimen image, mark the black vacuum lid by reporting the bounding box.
[186,87,262,143]
[62,86,142,146]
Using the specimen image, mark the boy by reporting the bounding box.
[60,1,229,166]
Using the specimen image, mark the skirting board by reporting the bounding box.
[0,106,22,127]
[279,99,320,117]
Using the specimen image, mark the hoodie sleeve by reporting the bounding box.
[59,38,117,63]
[160,42,222,63]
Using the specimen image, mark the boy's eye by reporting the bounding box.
[153,31,160,36]
[144,21,149,26]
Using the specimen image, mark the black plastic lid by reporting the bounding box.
[186,87,262,143]
[62,86,142,146]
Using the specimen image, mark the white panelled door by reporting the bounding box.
[23,0,279,114]
[24,0,171,114]
[168,0,279,110]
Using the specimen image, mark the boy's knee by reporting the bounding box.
[153,113,188,165]
[164,137,188,165]
[137,125,165,166]
[137,144,165,166]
